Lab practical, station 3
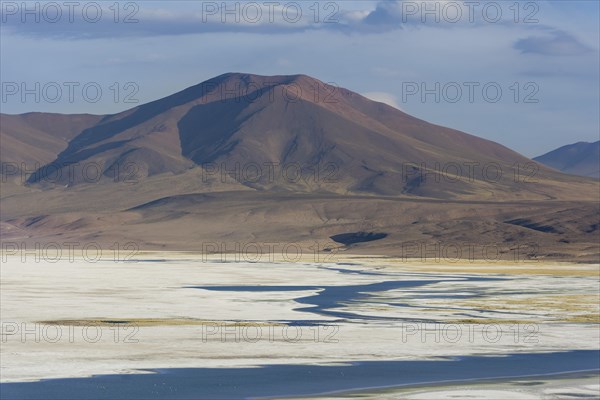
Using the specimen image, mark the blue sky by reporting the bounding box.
[1,0,598,156]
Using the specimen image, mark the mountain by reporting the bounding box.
[534,141,600,179]
[0,112,102,173]
[9,72,596,200]
[1,73,598,261]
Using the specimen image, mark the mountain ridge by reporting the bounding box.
[2,72,594,200]
[1,73,598,261]
[534,141,600,178]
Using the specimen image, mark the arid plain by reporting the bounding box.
[1,254,599,398]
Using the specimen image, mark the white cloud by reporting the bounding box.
[362,92,403,111]
[514,29,592,56]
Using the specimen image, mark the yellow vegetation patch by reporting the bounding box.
[342,257,600,277]
[562,314,600,323]
[455,294,600,323]
[448,319,537,325]
[38,318,287,327]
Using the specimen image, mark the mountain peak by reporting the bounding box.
[197,72,324,92]
[211,72,320,84]
[534,141,600,178]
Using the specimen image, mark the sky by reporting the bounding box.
[1,0,599,157]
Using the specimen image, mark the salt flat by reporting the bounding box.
[0,254,598,398]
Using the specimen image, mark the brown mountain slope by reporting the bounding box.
[2,189,598,262]
[0,112,102,171]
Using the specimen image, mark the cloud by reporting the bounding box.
[2,0,566,40]
[0,2,334,39]
[514,30,592,56]
[0,0,460,40]
[362,92,403,110]
[363,1,403,26]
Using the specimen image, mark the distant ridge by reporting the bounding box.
[534,141,600,179]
